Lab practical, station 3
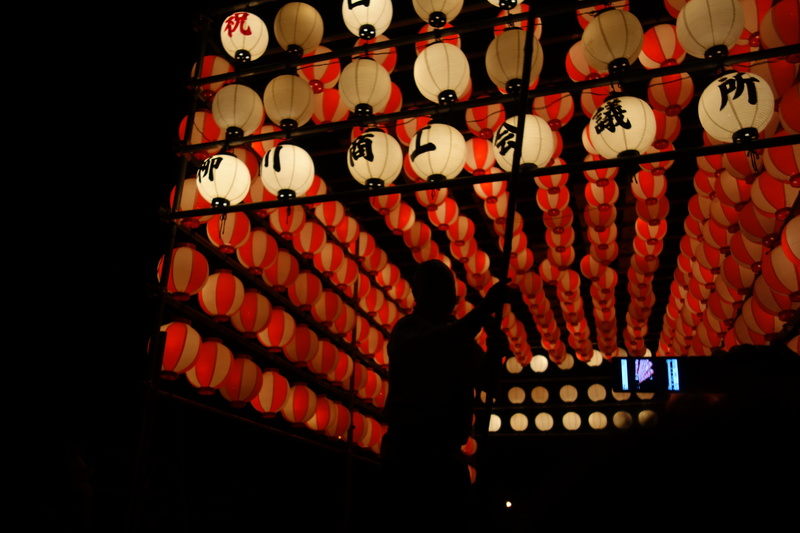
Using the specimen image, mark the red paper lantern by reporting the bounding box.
[220,357,263,407]
[313,242,346,278]
[235,228,278,275]
[198,270,245,321]
[582,154,618,183]
[330,305,357,336]
[186,339,233,394]
[450,238,478,263]
[565,40,601,82]
[326,352,354,385]
[269,205,306,240]
[464,138,496,175]
[283,325,319,366]
[415,188,448,212]
[584,205,616,231]
[764,134,800,185]
[647,72,693,116]
[297,45,341,93]
[465,103,506,139]
[262,250,300,291]
[428,197,459,230]
[251,370,290,416]
[761,246,800,298]
[257,308,297,351]
[230,289,272,338]
[311,88,350,124]
[206,212,251,254]
[332,215,360,245]
[159,320,201,378]
[446,215,476,245]
[287,271,324,311]
[157,244,209,301]
[292,221,327,259]
[362,247,389,274]
[652,110,681,149]
[536,186,570,215]
[402,221,433,251]
[639,23,685,69]
[395,115,432,146]
[532,92,574,130]
[170,179,213,228]
[281,384,318,424]
[368,191,402,215]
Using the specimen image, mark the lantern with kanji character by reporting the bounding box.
[220,12,269,63]
[589,95,655,159]
[408,123,466,182]
[260,144,315,200]
[698,71,775,143]
[195,153,251,208]
[342,0,393,39]
[347,129,403,188]
[492,114,554,171]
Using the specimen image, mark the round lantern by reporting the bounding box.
[261,144,315,200]
[485,28,543,94]
[698,71,775,143]
[273,2,323,56]
[338,58,392,117]
[415,23,461,54]
[566,40,601,82]
[211,84,264,140]
[262,250,300,291]
[157,244,209,301]
[648,72,694,117]
[195,153,251,208]
[186,339,233,394]
[159,320,201,378]
[589,95,656,159]
[760,0,800,54]
[220,11,269,63]
[342,0,393,39]
[220,357,263,407]
[408,123,466,182]
[354,34,398,73]
[676,0,744,59]
[206,212,250,254]
[639,23,685,69]
[191,55,234,102]
[178,112,223,161]
[250,370,290,416]
[347,129,402,188]
[292,221,327,258]
[581,8,643,74]
[297,46,341,93]
[414,42,470,104]
[198,270,245,321]
[465,103,506,139]
[280,383,318,424]
[492,114,554,171]
[262,74,314,130]
[235,228,278,275]
[412,0,463,27]
[287,271,323,311]
[385,202,416,234]
[532,93,574,130]
[230,290,272,338]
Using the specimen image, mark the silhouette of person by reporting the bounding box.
[380,260,508,531]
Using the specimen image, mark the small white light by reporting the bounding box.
[505,501,513,508]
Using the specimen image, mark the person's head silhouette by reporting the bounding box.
[410,260,457,320]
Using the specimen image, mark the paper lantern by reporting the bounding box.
[220,357,263,407]
[159,320,201,377]
[157,244,209,301]
[186,339,233,394]
[385,202,416,234]
[353,34,398,72]
[412,0,463,27]
[249,370,290,416]
[191,55,234,103]
[206,212,250,254]
[763,133,800,185]
[230,290,272,338]
[280,384,318,424]
[648,72,694,116]
[581,8,643,74]
[566,40,601,82]
[273,2,324,56]
[195,153,251,208]
[263,74,314,130]
[287,271,324,311]
[676,0,744,59]
[589,95,656,159]
[198,270,245,321]
[639,24,685,69]
[262,250,300,291]
[414,23,461,54]
[297,46,341,93]
[698,71,775,143]
[532,93,574,131]
[234,228,277,275]
[220,12,269,62]
[408,123,466,182]
[759,0,800,55]
[177,112,223,162]
[485,28,543,94]
[211,84,264,140]
[347,129,403,188]
[339,58,392,117]
[465,103,506,139]
[414,42,470,105]
[761,246,800,298]
[415,188,448,212]
[342,0,393,39]
[261,144,315,199]
[492,114,554,171]
[268,205,305,241]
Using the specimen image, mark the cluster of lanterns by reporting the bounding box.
[167,0,800,458]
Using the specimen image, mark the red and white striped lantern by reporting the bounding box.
[269,205,306,240]
[235,228,278,275]
[280,384,318,424]
[262,250,300,291]
[257,307,297,352]
[648,72,693,116]
[186,339,233,394]
[230,289,272,338]
[206,212,251,254]
[283,325,319,366]
[385,202,416,235]
[532,93,575,130]
[639,24,685,69]
[251,370,290,416]
[159,320,201,378]
[292,221,327,259]
[220,357,263,407]
[157,244,209,301]
[464,138,496,175]
[287,271,324,311]
[465,103,506,139]
[198,270,245,321]
[311,88,350,125]
[297,46,341,93]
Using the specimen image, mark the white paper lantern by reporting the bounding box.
[534,412,553,431]
[273,2,324,56]
[492,114,554,171]
[580,8,643,74]
[488,413,502,432]
[220,11,269,63]
[414,42,471,104]
[412,0,463,27]
[698,71,775,143]
[347,129,403,187]
[342,0,393,39]
[260,144,315,199]
[408,122,466,182]
[588,95,656,159]
[338,58,392,117]
[196,154,251,207]
[510,413,529,431]
[262,74,314,130]
[485,28,543,94]
[676,0,744,59]
[211,84,265,139]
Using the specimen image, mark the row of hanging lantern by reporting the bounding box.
[159,319,384,450]
[177,0,800,368]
